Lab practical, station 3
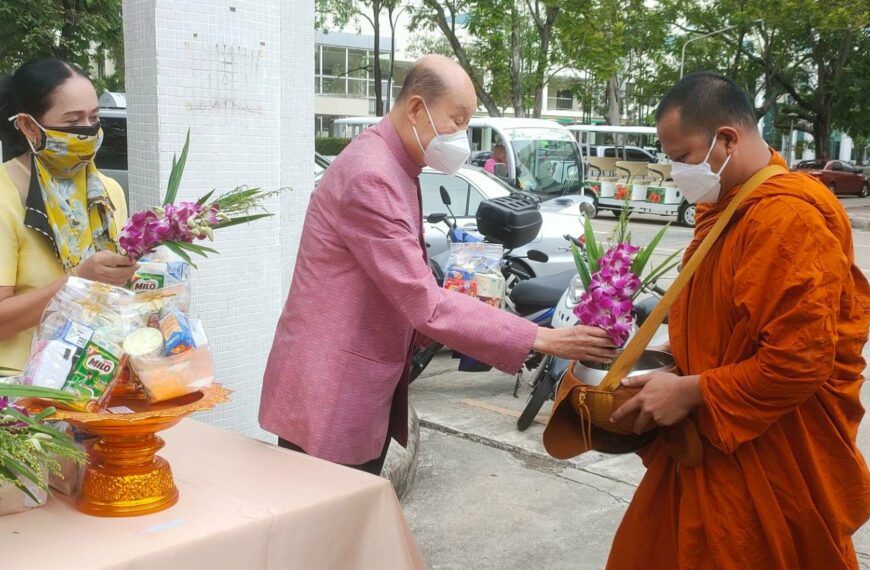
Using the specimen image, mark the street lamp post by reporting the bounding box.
[679,21,762,79]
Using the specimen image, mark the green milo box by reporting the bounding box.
[64,342,121,410]
[129,272,165,292]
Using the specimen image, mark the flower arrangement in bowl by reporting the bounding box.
[0,381,86,513]
[570,202,681,354]
[118,131,281,264]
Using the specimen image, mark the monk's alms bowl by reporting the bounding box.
[570,350,676,435]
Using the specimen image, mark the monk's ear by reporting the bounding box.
[718,126,740,154]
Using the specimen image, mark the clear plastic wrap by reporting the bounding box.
[442,243,506,308]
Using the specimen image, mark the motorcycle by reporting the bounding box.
[411,186,553,382]
[515,238,669,431]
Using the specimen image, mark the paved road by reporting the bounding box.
[403,203,870,569]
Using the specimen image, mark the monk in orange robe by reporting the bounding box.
[609,72,870,569]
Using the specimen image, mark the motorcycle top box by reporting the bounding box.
[475,194,543,249]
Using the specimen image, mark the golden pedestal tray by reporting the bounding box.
[25,384,230,517]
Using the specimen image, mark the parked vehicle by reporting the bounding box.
[567,124,696,226]
[467,117,586,198]
[793,159,869,197]
[332,116,588,198]
[314,152,331,184]
[583,145,658,163]
[422,166,595,283]
[411,187,554,381]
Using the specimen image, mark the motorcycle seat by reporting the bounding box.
[510,270,576,315]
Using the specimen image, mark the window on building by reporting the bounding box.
[347,49,369,79]
[322,46,346,77]
[556,89,573,110]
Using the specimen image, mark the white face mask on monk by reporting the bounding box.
[671,135,733,204]
[412,100,471,175]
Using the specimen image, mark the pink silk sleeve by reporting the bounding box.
[336,171,538,373]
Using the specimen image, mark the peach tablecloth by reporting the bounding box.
[1,419,424,570]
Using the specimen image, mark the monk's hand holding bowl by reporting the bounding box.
[611,372,703,434]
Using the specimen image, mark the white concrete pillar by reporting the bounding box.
[123,0,314,438]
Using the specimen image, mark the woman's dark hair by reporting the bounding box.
[0,58,91,156]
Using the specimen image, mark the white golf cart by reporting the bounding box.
[567,124,696,227]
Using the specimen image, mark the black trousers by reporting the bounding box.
[278,434,392,476]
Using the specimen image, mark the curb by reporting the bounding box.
[383,405,420,500]
[418,418,609,473]
[851,216,870,231]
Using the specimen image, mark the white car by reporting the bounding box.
[421,166,594,280]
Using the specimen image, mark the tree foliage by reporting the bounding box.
[0,0,124,91]
[666,0,870,159]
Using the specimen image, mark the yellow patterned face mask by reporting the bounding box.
[10,113,118,272]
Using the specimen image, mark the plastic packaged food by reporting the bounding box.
[159,309,194,356]
[130,317,215,403]
[126,247,190,293]
[64,342,126,412]
[443,243,506,308]
[22,278,143,411]
[123,327,164,358]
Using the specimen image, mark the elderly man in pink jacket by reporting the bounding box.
[260,55,614,475]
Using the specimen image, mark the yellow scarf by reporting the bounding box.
[25,126,118,272]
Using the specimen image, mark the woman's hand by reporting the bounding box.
[75,251,138,286]
[533,325,618,363]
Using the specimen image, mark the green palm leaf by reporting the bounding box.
[163,129,191,206]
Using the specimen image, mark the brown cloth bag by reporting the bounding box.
[543,165,788,466]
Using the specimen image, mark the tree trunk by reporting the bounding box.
[509,3,525,117]
[531,5,559,118]
[605,76,620,126]
[372,1,384,117]
[385,9,397,113]
[729,29,745,80]
[58,0,81,59]
[420,0,502,116]
[813,108,832,160]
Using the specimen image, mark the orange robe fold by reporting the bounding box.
[608,152,870,570]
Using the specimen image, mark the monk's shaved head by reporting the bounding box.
[396,55,474,108]
[656,72,757,136]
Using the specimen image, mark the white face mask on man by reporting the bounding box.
[671,134,733,204]
[411,100,471,175]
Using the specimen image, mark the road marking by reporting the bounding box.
[460,398,550,425]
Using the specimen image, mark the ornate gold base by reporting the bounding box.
[23,385,231,518]
[78,434,179,517]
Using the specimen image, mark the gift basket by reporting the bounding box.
[22,250,214,410]
[3,133,281,517]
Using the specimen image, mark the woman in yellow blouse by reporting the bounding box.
[0,58,137,372]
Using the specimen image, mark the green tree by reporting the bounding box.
[0,0,123,88]
[559,0,670,126]
[832,30,870,146]
[317,0,407,117]
[668,0,870,159]
[410,0,570,118]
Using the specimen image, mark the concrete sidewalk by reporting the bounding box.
[843,196,870,229]
[403,350,870,569]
